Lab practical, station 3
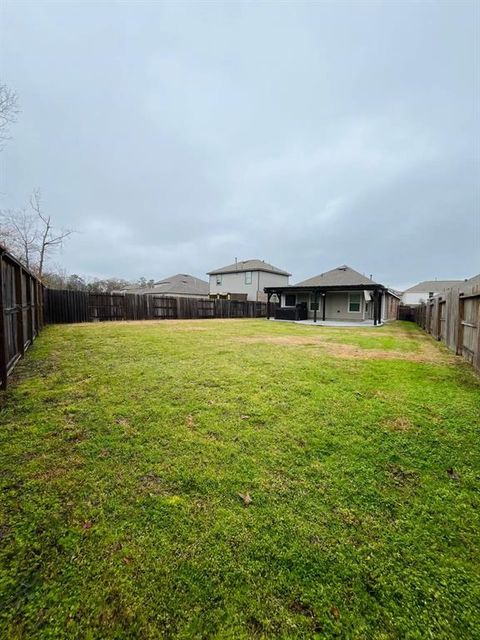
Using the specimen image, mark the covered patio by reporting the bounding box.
[265,283,386,326]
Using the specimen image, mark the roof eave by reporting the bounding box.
[264,283,386,293]
[208,268,291,277]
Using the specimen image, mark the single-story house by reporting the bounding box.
[401,280,464,306]
[207,259,290,302]
[119,274,209,298]
[264,264,400,325]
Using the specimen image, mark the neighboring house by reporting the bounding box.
[207,259,291,302]
[463,274,480,289]
[264,264,400,325]
[401,280,464,306]
[119,274,209,298]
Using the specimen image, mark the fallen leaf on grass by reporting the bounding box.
[82,520,93,530]
[238,492,252,506]
[330,606,340,620]
[240,415,250,420]
[447,468,460,481]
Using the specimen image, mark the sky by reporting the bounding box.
[0,0,478,290]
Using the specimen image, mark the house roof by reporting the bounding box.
[403,280,464,294]
[123,274,209,296]
[387,288,402,299]
[207,259,291,277]
[295,265,379,288]
[464,273,480,288]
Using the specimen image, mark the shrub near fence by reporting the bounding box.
[415,284,480,374]
[44,289,274,324]
[0,245,44,389]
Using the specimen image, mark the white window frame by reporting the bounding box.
[348,292,362,313]
[215,274,222,286]
[244,271,252,285]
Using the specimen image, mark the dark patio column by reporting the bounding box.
[267,293,271,319]
[322,293,326,321]
[313,291,317,323]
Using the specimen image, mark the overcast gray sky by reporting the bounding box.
[1,0,478,289]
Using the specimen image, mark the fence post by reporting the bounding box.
[0,253,8,388]
[456,294,465,356]
[475,298,480,373]
[14,265,25,357]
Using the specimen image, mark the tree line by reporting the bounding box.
[41,273,156,293]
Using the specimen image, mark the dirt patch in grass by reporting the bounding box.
[237,335,325,347]
[237,335,452,364]
[322,342,450,363]
[32,455,85,481]
[388,465,419,488]
[138,472,178,497]
[385,417,413,431]
[290,600,322,631]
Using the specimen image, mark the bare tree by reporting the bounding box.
[29,189,74,277]
[0,83,20,145]
[0,207,39,269]
[0,189,74,277]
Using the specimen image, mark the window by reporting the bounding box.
[216,274,222,286]
[244,271,252,285]
[348,293,361,312]
[285,294,296,307]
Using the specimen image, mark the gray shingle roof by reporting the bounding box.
[123,274,209,296]
[403,280,464,293]
[295,265,379,287]
[208,259,291,276]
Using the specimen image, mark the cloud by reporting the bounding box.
[1,0,477,288]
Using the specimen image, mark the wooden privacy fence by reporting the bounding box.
[415,284,480,373]
[44,289,273,324]
[0,246,44,389]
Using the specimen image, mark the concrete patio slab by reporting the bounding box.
[268,318,383,327]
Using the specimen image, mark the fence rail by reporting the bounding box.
[415,284,480,374]
[44,289,274,324]
[0,246,44,389]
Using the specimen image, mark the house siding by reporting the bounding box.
[383,293,400,321]
[324,291,365,320]
[402,292,435,306]
[280,290,369,320]
[210,271,289,301]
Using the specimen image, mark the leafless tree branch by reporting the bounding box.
[0,189,75,277]
[0,83,20,144]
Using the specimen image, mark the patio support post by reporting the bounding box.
[313,290,317,323]
[374,290,380,326]
[267,292,271,320]
[322,293,326,321]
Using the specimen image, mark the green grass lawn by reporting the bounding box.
[1,319,479,639]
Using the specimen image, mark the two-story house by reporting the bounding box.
[207,259,290,301]
[401,280,464,306]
